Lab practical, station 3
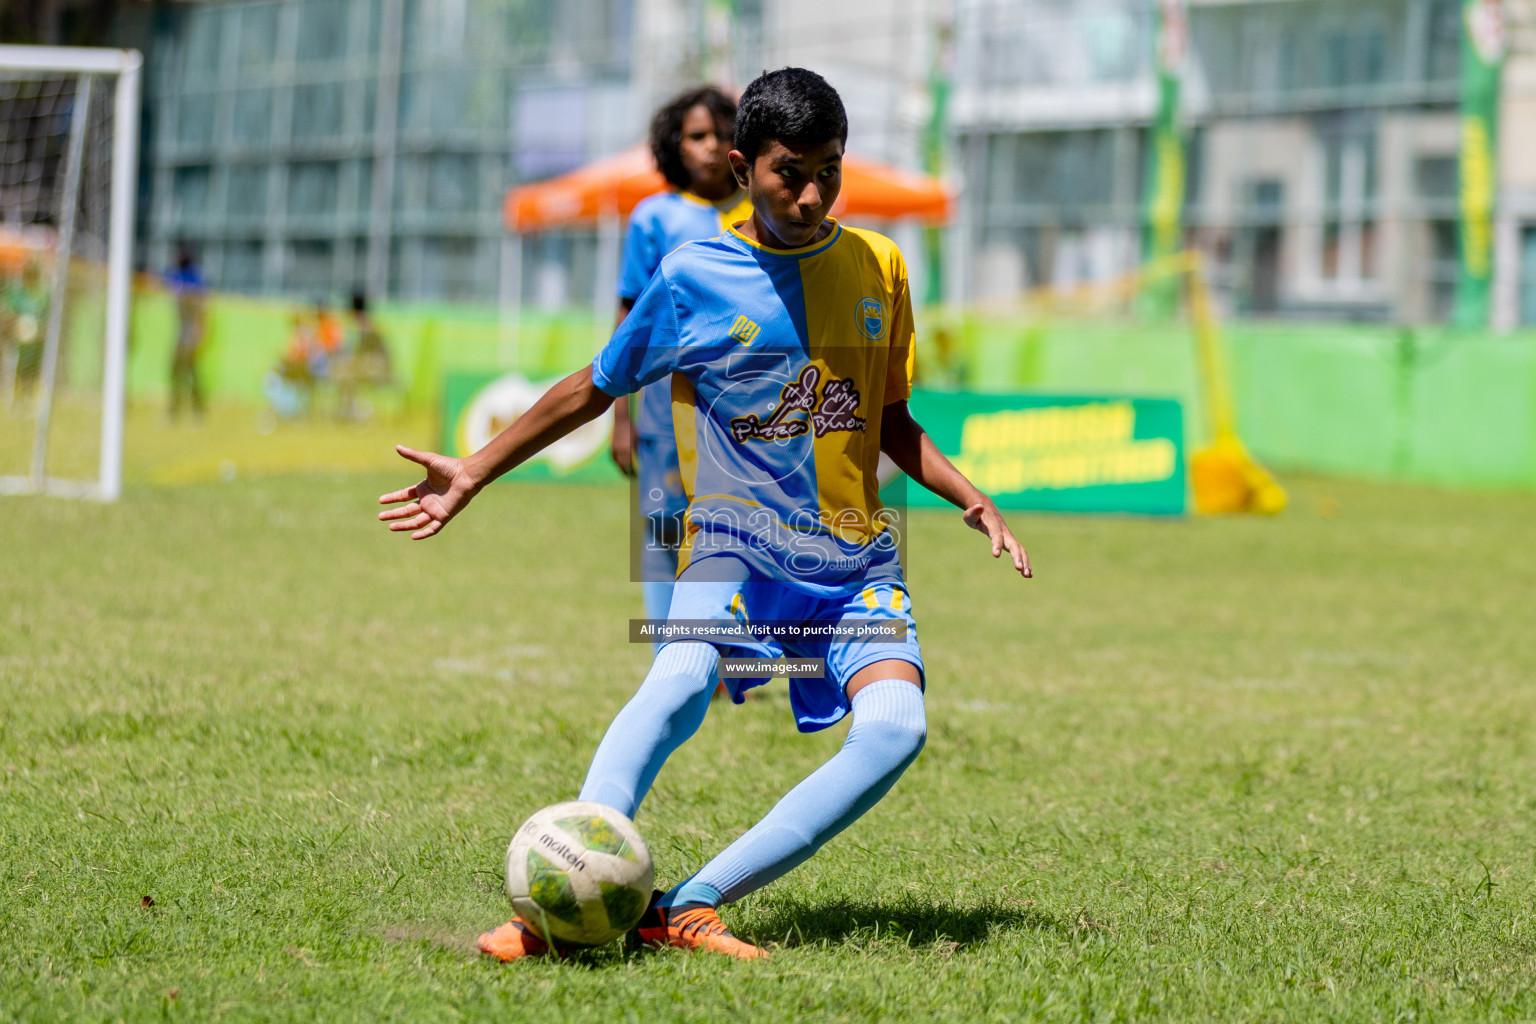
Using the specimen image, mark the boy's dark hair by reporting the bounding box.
[733,68,847,163]
[650,86,737,190]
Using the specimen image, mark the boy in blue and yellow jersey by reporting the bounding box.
[611,86,754,627]
[379,68,1031,962]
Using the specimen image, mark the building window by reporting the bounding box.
[426,153,480,215]
[225,164,269,227]
[1322,24,1386,89]
[220,240,265,294]
[972,128,1138,297]
[172,165,212,229]
[291,81,345,142]
[1319,127,1377,289]
[1238,179,1284,315]
[231,87,274,148]
[287,161,340,221]
[295,0,352,65]
[236,5,279,72]
[1521,227,1536,327]
[1425,0,1462,83]
[286,239,335,294]
[1416,154,1458,322]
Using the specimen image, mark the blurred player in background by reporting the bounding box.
[336,291,391,421]
[379,68,1032,962]
[345,291,390,387]
[1,257,48,411]
[611,86,752,631]
[165,241,206,423]
[313,299,344,379]
[263,310,318,420]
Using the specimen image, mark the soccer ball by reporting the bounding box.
[504,801,654,948]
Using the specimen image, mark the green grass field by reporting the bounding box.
[1,398,437,488]
[4,470,1535,1022]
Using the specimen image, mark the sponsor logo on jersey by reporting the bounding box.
[730,365,866,443]
[729,315,760,346]
[811,376,865,437]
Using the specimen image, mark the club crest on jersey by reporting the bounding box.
[730,365,866,443]
[855,296,887,341]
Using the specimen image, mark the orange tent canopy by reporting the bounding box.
[503,144,951,232]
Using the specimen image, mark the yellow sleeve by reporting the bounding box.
[883,252,916,405]
[719,194,755,233]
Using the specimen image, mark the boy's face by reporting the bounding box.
[678,104,733,194]
[730,137,843,248]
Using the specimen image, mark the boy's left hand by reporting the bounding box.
[377,445,478,540]
[963,501,1032,578]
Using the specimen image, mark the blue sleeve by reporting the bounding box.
[617,206,663,302]
[592,269,681,397]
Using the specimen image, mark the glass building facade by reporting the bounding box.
[951,0,1482,323]
[140,0,635,303]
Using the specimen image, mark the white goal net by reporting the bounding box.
[0,45,139,501]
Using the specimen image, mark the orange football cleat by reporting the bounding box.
[477,917,557,962]
[631,898,768,960]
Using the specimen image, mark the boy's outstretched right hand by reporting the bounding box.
[377,445,478,540]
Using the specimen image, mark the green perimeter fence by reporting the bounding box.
[108,287,1536,492]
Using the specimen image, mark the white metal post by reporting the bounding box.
[99,53,141,501]
[264,4,299,292]
[499,230,522,371]
[30,73,91,491]
[367,0,405,300]
[594,209,621,351]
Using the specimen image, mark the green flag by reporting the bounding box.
[1140,0,1188,317]
[1453,0,1505,328]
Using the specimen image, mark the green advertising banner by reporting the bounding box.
[1139,0,1188,316]
[1454,0,1506,329]
[898,390,1187,515]
[442,370,621,483]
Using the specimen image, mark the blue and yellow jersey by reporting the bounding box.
[617,189,753,445]
[593,219,916,594]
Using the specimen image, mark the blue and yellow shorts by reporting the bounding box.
[664,556,924,732]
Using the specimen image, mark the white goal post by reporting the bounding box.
[0,45,140,501]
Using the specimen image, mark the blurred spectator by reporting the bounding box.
[166,241,206,422]
[336,290,391,420]
[314,299,343,373]
[347,292,390,382]
[281,311,318,384]
[262,311,318,420]
[1,258,48,412]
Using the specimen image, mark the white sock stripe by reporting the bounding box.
[652,640,718,680]
[849,678,925,731]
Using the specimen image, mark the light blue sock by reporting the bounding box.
[641,580,675,654]
[641,579,675,623]
[577,641,718,819]
[661,678,926,908]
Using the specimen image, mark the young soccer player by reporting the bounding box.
[611,86,751,626]
[378,68,1031,961]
